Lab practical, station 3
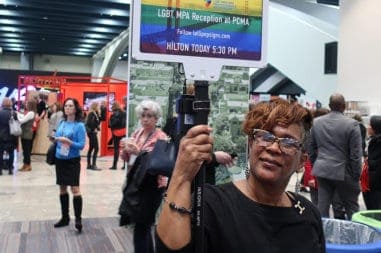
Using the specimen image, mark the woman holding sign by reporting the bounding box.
[156,99,325,253]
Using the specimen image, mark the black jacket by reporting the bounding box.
[0,107,18,143]
[109,109,126,130]
[85,111,100,133]
[367,135,381,191]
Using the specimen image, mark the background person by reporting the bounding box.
[310,93,362,219]
[108,101,126,170]
[0,98,18,175]
[53,98,86,233]
[85,102,101,170]
[120,100,168,253]
[47,102,64,138]
[17,100,37,172]
[353,114,367,157]
[156,99,325,253]
[363,115,381,209]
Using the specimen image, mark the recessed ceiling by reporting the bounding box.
[0,0,130,57]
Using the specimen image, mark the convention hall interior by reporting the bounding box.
[0,0,380,252]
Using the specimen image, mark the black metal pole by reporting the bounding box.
[192,80,210,253]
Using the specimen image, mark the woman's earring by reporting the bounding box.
[294,172,300,194]
[245,163,251,179]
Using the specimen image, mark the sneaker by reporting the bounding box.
[109,166,117,170]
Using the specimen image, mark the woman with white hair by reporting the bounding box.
[120,99,168,253]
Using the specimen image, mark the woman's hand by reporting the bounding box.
[157,175,168,188]
[157,125,213,249]
[171,125,213,184]
[55,136,72,145]
[214,151,236,167]
[121,138,140,155]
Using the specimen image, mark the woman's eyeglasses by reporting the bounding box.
[252,129,302,155]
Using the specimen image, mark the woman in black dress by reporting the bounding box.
[53,98,86,233]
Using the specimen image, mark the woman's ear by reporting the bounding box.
[296,152,307,173]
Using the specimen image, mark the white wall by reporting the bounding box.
[268,1,338,106]
[0,53,22,69]
[33,54,92,73]
[0,53,92,73]
[338,0,381,114]
[111,60,128,81]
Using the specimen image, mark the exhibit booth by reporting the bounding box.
[17,75,128,156]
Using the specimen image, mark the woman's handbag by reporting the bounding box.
[46,143,57,165]
[9,111,22,136]
[360,159,369,192]
[146,139,177,177]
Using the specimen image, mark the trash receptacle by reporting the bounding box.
[352,210,381,231]
[323,218,381,253]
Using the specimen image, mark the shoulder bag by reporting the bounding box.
[46,142,57,165]
[9,110,22,136]
[146,138,177,177]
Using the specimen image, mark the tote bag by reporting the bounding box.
[9,112,22,136]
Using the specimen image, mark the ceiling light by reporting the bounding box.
[1,26,19,32]
[81,39,99,44]
[92,27,109,33]
[98,19,118,26]
[75,48,93,52]
[73,51,90,56]
[79,44,97,48]
[87,33,107,39]
[0,19,18,25]
[107,9,126,16]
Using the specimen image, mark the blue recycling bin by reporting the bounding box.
[323,218,381,253]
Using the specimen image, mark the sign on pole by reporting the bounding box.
[131,0,268,81]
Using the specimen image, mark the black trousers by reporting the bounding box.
[317,176,360,220]
[0,142,15,170]
[363,191,381,210]
[112,135,123,167]
[21,138,33,165]
[133,223,154,253]
[87,132,99,165]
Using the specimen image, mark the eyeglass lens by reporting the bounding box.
[254,130,301,154]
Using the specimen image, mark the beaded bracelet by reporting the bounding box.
[163,192,192,215]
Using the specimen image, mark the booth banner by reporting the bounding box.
[140,0,264,60]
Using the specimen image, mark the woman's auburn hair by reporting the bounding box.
[242,98,313,139]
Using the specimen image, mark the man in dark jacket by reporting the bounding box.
[0,97,18,175]
[310,93,362,219]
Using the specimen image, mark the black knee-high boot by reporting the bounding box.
[73,195,83,233]
[54,193,70,228]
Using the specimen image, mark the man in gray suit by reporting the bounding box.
[310,93,362,219]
